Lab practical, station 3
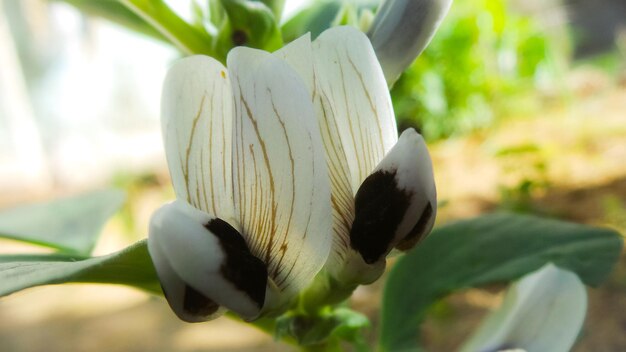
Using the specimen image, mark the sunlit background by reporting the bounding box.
[1,0,625,350]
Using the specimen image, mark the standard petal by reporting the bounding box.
[350,129,436,264]
[367,0,452,86]
[161,55,235,223]
[460,264,587,352]
[275,33,356,276]
[312,26,398,196]
[227,47,332,298]
[148,200,268,321]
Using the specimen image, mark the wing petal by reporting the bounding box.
[161,55,235,222]
[351,128,437,264]
[227,47,332,297]
[148,200,268,321]
[148,231,226,322]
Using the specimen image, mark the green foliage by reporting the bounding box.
[55,0,214,55]
[379,212,623,351]
[276,307,369,350]
[0,189,125,255]
[214,0,284,61]
[281,0,342,42]
[281,0,376,42]
[0,240,160,297]
[495,143,551,212]
[0,189,160,296]
[391,0,563,140]
[53,0,168,42]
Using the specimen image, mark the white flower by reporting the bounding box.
[148,26,437,323]
[461,264,587,352]
[149,47,332,322]
[368,0,453,86]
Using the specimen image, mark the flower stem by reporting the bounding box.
[299,270,358,314]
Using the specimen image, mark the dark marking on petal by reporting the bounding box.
[232,30,247,46]
[350,170,412,264]
[205,218,267,309]
[183,284,220,317]
[395,202,433,251]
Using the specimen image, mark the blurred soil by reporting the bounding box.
[0,71,625,351]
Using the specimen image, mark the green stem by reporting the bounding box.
[299,270,358,314]
[119,0,214,55]
[226,313,299,346]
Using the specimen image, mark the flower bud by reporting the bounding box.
[367,0,452,86]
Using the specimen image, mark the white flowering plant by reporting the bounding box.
[0,1,622,351]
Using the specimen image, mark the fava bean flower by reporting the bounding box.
[148,26,437,322]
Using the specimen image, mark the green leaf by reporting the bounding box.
[120,0,214,55]
[0,240,160,297]
[52,0,168,43]
[379,212,623,351]
[0,189,126,255]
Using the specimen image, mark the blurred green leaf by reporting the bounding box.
[379,212,623,351]
[281,0,376,43]
[120,0,214,55]
[54,0,214,55]
[258,0,285,20]
[0,189,125,255]
[0,240,160,297]
[52,0,168,43]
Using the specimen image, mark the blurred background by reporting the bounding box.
[0,0,625,350]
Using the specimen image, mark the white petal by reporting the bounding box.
[227,47,332,297]
[275,33,356,277]
[148,231,225,322]
[460,264,587,352]
[273,33,315,94]
[351,129,436,264]
[312,26,398,196]
[161,55,235,223]
[368,0,452,86]
[148,200,268,321]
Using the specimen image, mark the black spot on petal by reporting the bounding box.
[350,170,412,264]
[205,219,267,309]
[395,202,433,251]
[183,284,220,317]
